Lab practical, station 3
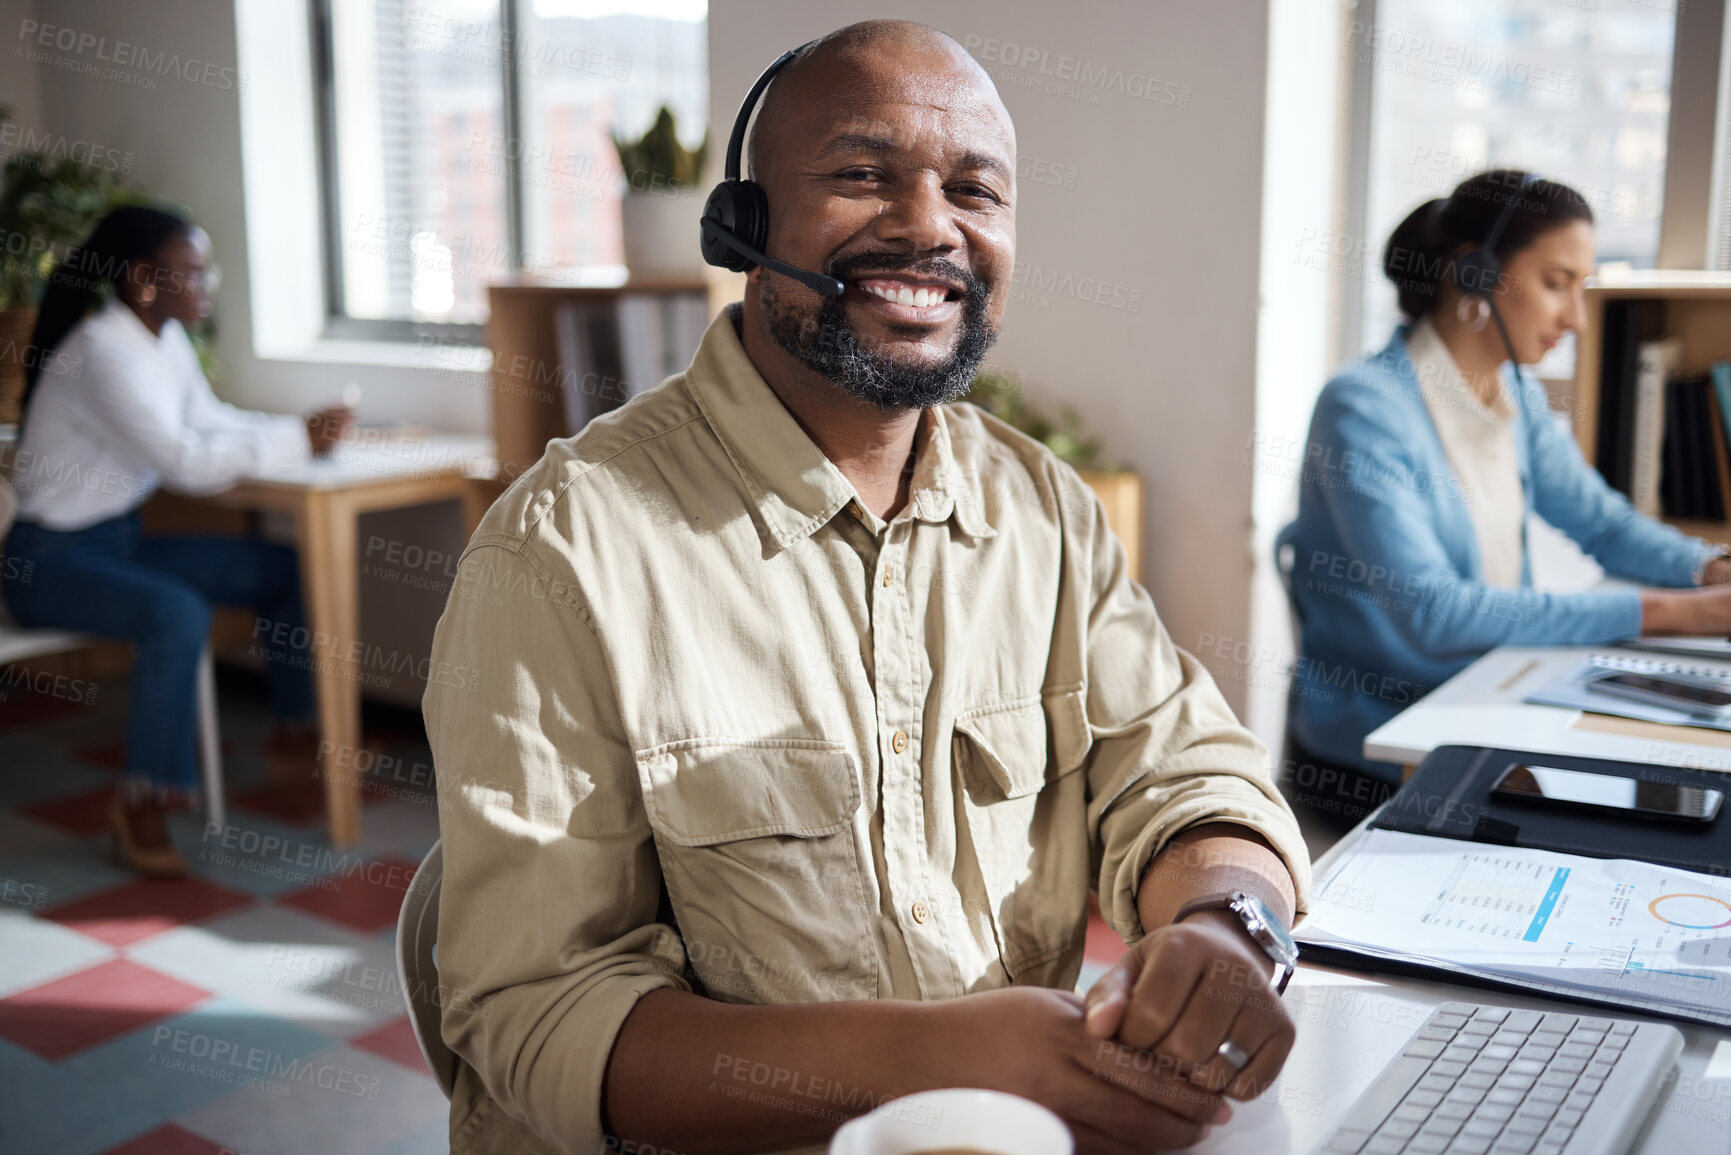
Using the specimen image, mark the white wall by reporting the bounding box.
[712,0,1274,713]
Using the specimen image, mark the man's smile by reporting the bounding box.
[850,274,966,325]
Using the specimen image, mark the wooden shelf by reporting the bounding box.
[1573,272,1731,539]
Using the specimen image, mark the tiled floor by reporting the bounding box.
[0,666,1135,1155]
[0,671,448,1155]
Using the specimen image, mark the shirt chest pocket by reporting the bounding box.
[953,691,1091,983]
[637,738,879,1004]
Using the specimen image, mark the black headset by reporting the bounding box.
[1449,171,1541,366]
[699,43,846,297]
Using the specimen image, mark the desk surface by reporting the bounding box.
[1183,821,1731,1154]
[241,432,496,490]
[1364,646,1731,774]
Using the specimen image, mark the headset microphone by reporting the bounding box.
[699,44,846,298]
[1451,171,1540,370]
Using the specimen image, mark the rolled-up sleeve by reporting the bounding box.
[424,540,689,1155]
[1073,491,1312,944]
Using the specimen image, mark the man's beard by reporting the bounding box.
[760,252,997,411]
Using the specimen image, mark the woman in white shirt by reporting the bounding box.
[3,206,350,878]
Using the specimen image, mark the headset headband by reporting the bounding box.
[725,40,819,182]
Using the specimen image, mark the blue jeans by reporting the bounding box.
[2,511,314,800]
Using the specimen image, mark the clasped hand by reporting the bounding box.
[950,913,1296,1154]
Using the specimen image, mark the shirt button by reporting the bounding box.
[891,730,909,754]
[882,567,893,586]
[911,901,931,924]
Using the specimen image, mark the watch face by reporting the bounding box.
[1232,892,1298,964]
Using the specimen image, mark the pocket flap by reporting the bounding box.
[636,739,860,847]
[954,702,1050,799]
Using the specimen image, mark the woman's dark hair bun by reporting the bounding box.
[1381,169,1592,320]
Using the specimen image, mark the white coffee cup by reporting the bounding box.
[828,1088,1073,1155]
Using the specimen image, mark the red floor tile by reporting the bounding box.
[0,687,94,731]
[46,877,255,949]
[98,1122,236,1155]
[276,854,420,933]
[21,785,117,835]
[0,957,210,1061]
[229,780,328,826]
[1084,901,1128,968]
[349,1014,431,1074]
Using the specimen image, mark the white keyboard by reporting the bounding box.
[1314,1001,1683,1155]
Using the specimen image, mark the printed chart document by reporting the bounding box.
[1298,829,1731,1027]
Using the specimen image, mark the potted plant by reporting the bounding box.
[0,105,149,424]
[962,368,1144,580]
[612,106,708,278]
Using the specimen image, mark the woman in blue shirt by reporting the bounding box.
[1279,170,1731,824]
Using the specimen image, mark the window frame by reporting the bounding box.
[1337,0,1699,361]
[310,0,511,344]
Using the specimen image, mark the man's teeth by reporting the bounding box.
[863,283,948,308]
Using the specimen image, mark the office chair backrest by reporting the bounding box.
[0,474,17,542]
[396,838,458,1099]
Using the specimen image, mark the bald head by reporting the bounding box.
[746,21,1011,184]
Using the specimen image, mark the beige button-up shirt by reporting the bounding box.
[1408,317,1526,589]
[423,308,1310,1155]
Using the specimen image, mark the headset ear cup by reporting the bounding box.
[700,181,770,274]
[1453,250,1501,298]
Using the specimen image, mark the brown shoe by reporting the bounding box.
[109,795,189,880]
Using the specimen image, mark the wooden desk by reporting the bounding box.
[1363,645,1731,775]
[199,434,494,847]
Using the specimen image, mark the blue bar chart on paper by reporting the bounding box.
[1299,830,1731,1027]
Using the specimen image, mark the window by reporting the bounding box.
[1348,0,1676,361]
[315,0,707,336]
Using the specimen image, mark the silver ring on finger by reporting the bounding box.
[1215,1039,1251,1072]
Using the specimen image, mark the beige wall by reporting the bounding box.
[712,1,1272,711]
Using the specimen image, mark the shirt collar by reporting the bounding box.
[1405,315,1515,421]
[684,308,994,555]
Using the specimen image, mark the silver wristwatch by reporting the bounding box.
[1173,890,1299,995]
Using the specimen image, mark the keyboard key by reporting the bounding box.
[1461,1021,1499,1038]
[1564,1091,1595,1113]
[1599,1035,1629,1051]
[1381,1119,1422,1140]
[1363,1136,1406,1155]
[1503,1011,1544,1034]
[1441,1002,1482,1018]
[1462,1116,1505,1138]
[1594,1042,1625,1064]
[1550,1057,1587,1075]
[1452,1034,1488,1052]
[1539,1013,1578,1034]
[1554,1107,1585,1129]
[1528,1030,1568,1050]
[1569,1025,1607,1043]
[1504,1116,1547,1137]
[1576,1016,1613,1032]
[1514,1044,1555,1064]
[1418,1025,1459,1043]
[1433,1013,1473,1031]
[1541,1123,1576,1146]
[1486,1089,1526,1107]
[1433,1059,1471,1079]
[1448,1137,1494,1155]
[1469,1057,1508,1079]
[1477,1102,1516,1123]
[1406,1038,1449,1060]
[1534,1070,1574,1090]
[1447,1085,1488,1107]
[1322,1129,1372,1153]
[1436,1101,1475,1121]
[1498,1073,1537,1093]
[1472,1006,1511,1023]
[1490,1137,1536,1154]
[1409,1135,1452,1154]
[1419,1074,1457,1094]
[1393,1103,1431,1123]
[1483,1044,1522,1062]
[1406,1088,1446,1110]
[1574,1075,1604,1095]
[1423,1114,1465,1136]
[1491,1030,1530,1049]
[1609,1021,1638,1037]
[1527,1085,1567,1105]
[1459,1072,1498,1091]
[1532,1144,1566,1155]
[1557,1042,1597,1061]
[1507,1060,1548,1077]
